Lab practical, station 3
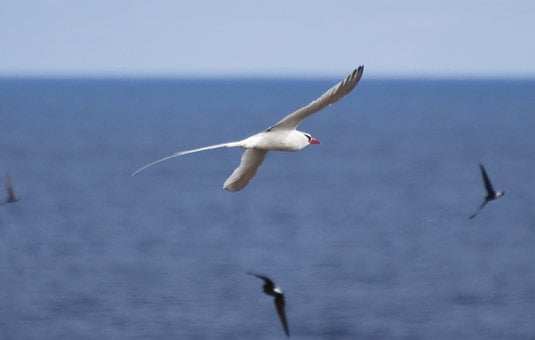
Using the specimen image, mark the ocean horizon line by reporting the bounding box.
[1,72,534,82]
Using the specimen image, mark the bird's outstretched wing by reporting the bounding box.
[469,199,488,219]
[479,164,495,195]
[274,294,289,337]
[269,66,364,131]
[224,149,268,192]
[4,175,17,202]
[247,272,275,288]
[5,175,13,197]
[131,141,243,176]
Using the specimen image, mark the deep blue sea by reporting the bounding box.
[1,76,535,339]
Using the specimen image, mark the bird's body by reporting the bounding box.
[244,130,313,151]
[470,164,504,219]
[132,66,364,191]
[247,272,289,337]
[1,175,19,206]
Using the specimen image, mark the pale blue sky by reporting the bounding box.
[1,0,534,77]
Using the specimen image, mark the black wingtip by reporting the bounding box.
[247,271,271,282]
[348,65,364,78]
[354,65,364,76]
[247,271,265,281]
[358,66,365,78]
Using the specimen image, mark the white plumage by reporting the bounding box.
[132,66,364,191]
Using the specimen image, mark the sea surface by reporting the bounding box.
[0,76,535,339]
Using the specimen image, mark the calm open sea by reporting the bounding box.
[0,76,535,339]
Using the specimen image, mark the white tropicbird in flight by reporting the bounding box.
[132,66,364,191]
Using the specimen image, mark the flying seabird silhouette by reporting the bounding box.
[132,66,364,191]
[247,272,289,337]
[1,175,20,206]
[470,163,504,219]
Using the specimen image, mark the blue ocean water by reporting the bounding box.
[0,76,535,339]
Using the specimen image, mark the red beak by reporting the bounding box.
[309,137,320,144]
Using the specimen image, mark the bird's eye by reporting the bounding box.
[304,134,311,141]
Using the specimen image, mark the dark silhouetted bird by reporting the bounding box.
[470,164,504,219]
[1,175,19,206]
[247,272,289,337]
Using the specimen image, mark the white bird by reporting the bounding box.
[132,66,364,191]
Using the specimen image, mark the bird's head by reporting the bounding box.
[304,133,320,145]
